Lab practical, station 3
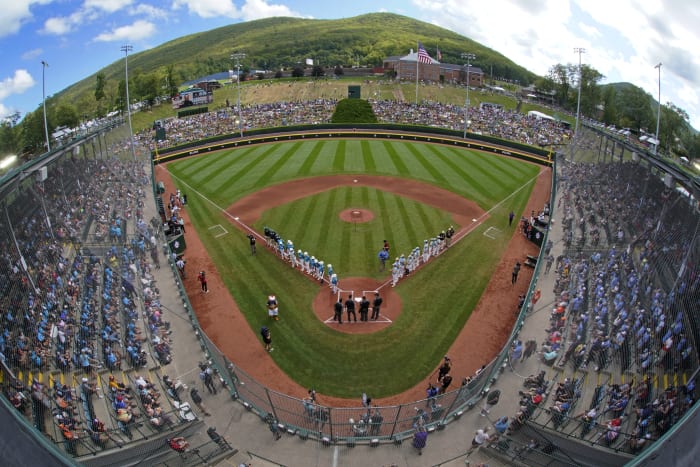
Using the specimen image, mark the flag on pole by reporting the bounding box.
[417,42,433,64]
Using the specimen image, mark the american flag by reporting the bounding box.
[417,42,433,64]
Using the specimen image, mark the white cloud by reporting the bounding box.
[0,69,35,101]
[171,0,239,18]
[0,103,12,119]
[93,20,157,42]
[240,0,300,20]
[171,0,301,20]
[42,16,74,35]
[130,3,169,19]
[21,48,43,60]
[0,0,53,38]
[83,0,133,13]
[414,0,700,128]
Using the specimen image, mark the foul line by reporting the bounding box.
[163,166,264,241]
[165,165,544,293]
[376,170,544,291]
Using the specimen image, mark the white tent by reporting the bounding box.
[527,110,555,121]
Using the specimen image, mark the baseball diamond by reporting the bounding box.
[158,138,547,400]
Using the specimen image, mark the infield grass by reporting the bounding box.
[167,139,540,397]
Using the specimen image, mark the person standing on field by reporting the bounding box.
[345,295,357,322]
[371,292,383,320]
[512,261,521,284]
[333,298,343,324]
[260,326,272,352]
[359,296,370,322]
[198,271,208,293]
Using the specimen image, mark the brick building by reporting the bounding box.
[383,50,484,87]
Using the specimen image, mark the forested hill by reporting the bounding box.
[56,12,535,105]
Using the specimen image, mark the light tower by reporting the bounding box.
[121,44,136,160]
[571,47,586,160]
[231,52,246,137]
[461,52,476,139]
[654,62,662,154]
[41,60,51,152]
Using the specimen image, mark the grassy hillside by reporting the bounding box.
[54,13,536,114]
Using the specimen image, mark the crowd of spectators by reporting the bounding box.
[498,151,698,455]
[134,97,572,152]
[0,151,184,454]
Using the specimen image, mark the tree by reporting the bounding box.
[578,64,604,117]
[292,66,304,78]
[19,110,47,154]
[54,104,80,129]
[601,86,617,125]
[165,65,179,97]
[616,85,653,132]
[274,70,283,79]
[94,72,106,117]
[547,64,570,108]
[0,113,21,155]
[334,65,344,77]
[311,65,325,78]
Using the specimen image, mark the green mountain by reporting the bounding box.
[55,13,536,109]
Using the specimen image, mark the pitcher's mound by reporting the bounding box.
[339,208,374,223]
[312,277,401,334]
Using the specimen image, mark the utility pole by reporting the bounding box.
[231,52,246,138]
[572,47,586,159]
[654,62,662,155]
[121,44,136,160]
[41,60,51,152]
[461,52,476,139]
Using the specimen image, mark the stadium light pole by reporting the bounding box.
[571,47,585,160]
[41,60,51,152]
[121,44,136,160]
[654,62,662,155]
[461,52,475,139]
[231,52,246,138]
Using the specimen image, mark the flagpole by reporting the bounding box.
[415,42,419,104]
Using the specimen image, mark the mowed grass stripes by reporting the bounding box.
[168,140,539,397]
[259,187,453,279]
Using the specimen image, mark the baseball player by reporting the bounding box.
[267,295,279,321]
[303,251,310,273]
[277,238,286,258]
[422,239,430,264]
[391,259,401,287]
[316,260,325,282]
[326,263,334,284]
[297,249,304,269]
[287,240,295,266]
[330,273,339,294]
[309,256,317,276]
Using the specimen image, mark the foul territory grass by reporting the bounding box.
[167,139,539,398]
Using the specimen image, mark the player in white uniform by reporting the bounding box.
[330,273,339,294]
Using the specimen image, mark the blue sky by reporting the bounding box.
[1,0,699,130]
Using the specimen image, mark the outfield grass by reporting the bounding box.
[167,139,539,397]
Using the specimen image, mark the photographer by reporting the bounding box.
[247,234,256,255]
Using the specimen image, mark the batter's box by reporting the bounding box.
[208,224,229,238]
[483,226,502,240]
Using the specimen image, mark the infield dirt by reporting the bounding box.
[156,163,551,407]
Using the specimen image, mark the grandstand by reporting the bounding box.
[0,102,697,467]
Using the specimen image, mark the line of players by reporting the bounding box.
[263,226,340,294]
[390,226,455,287]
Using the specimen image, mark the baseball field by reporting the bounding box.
[161,137,546,399]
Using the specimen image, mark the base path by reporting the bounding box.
[155,163,551,407]
[226,175,484,230]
